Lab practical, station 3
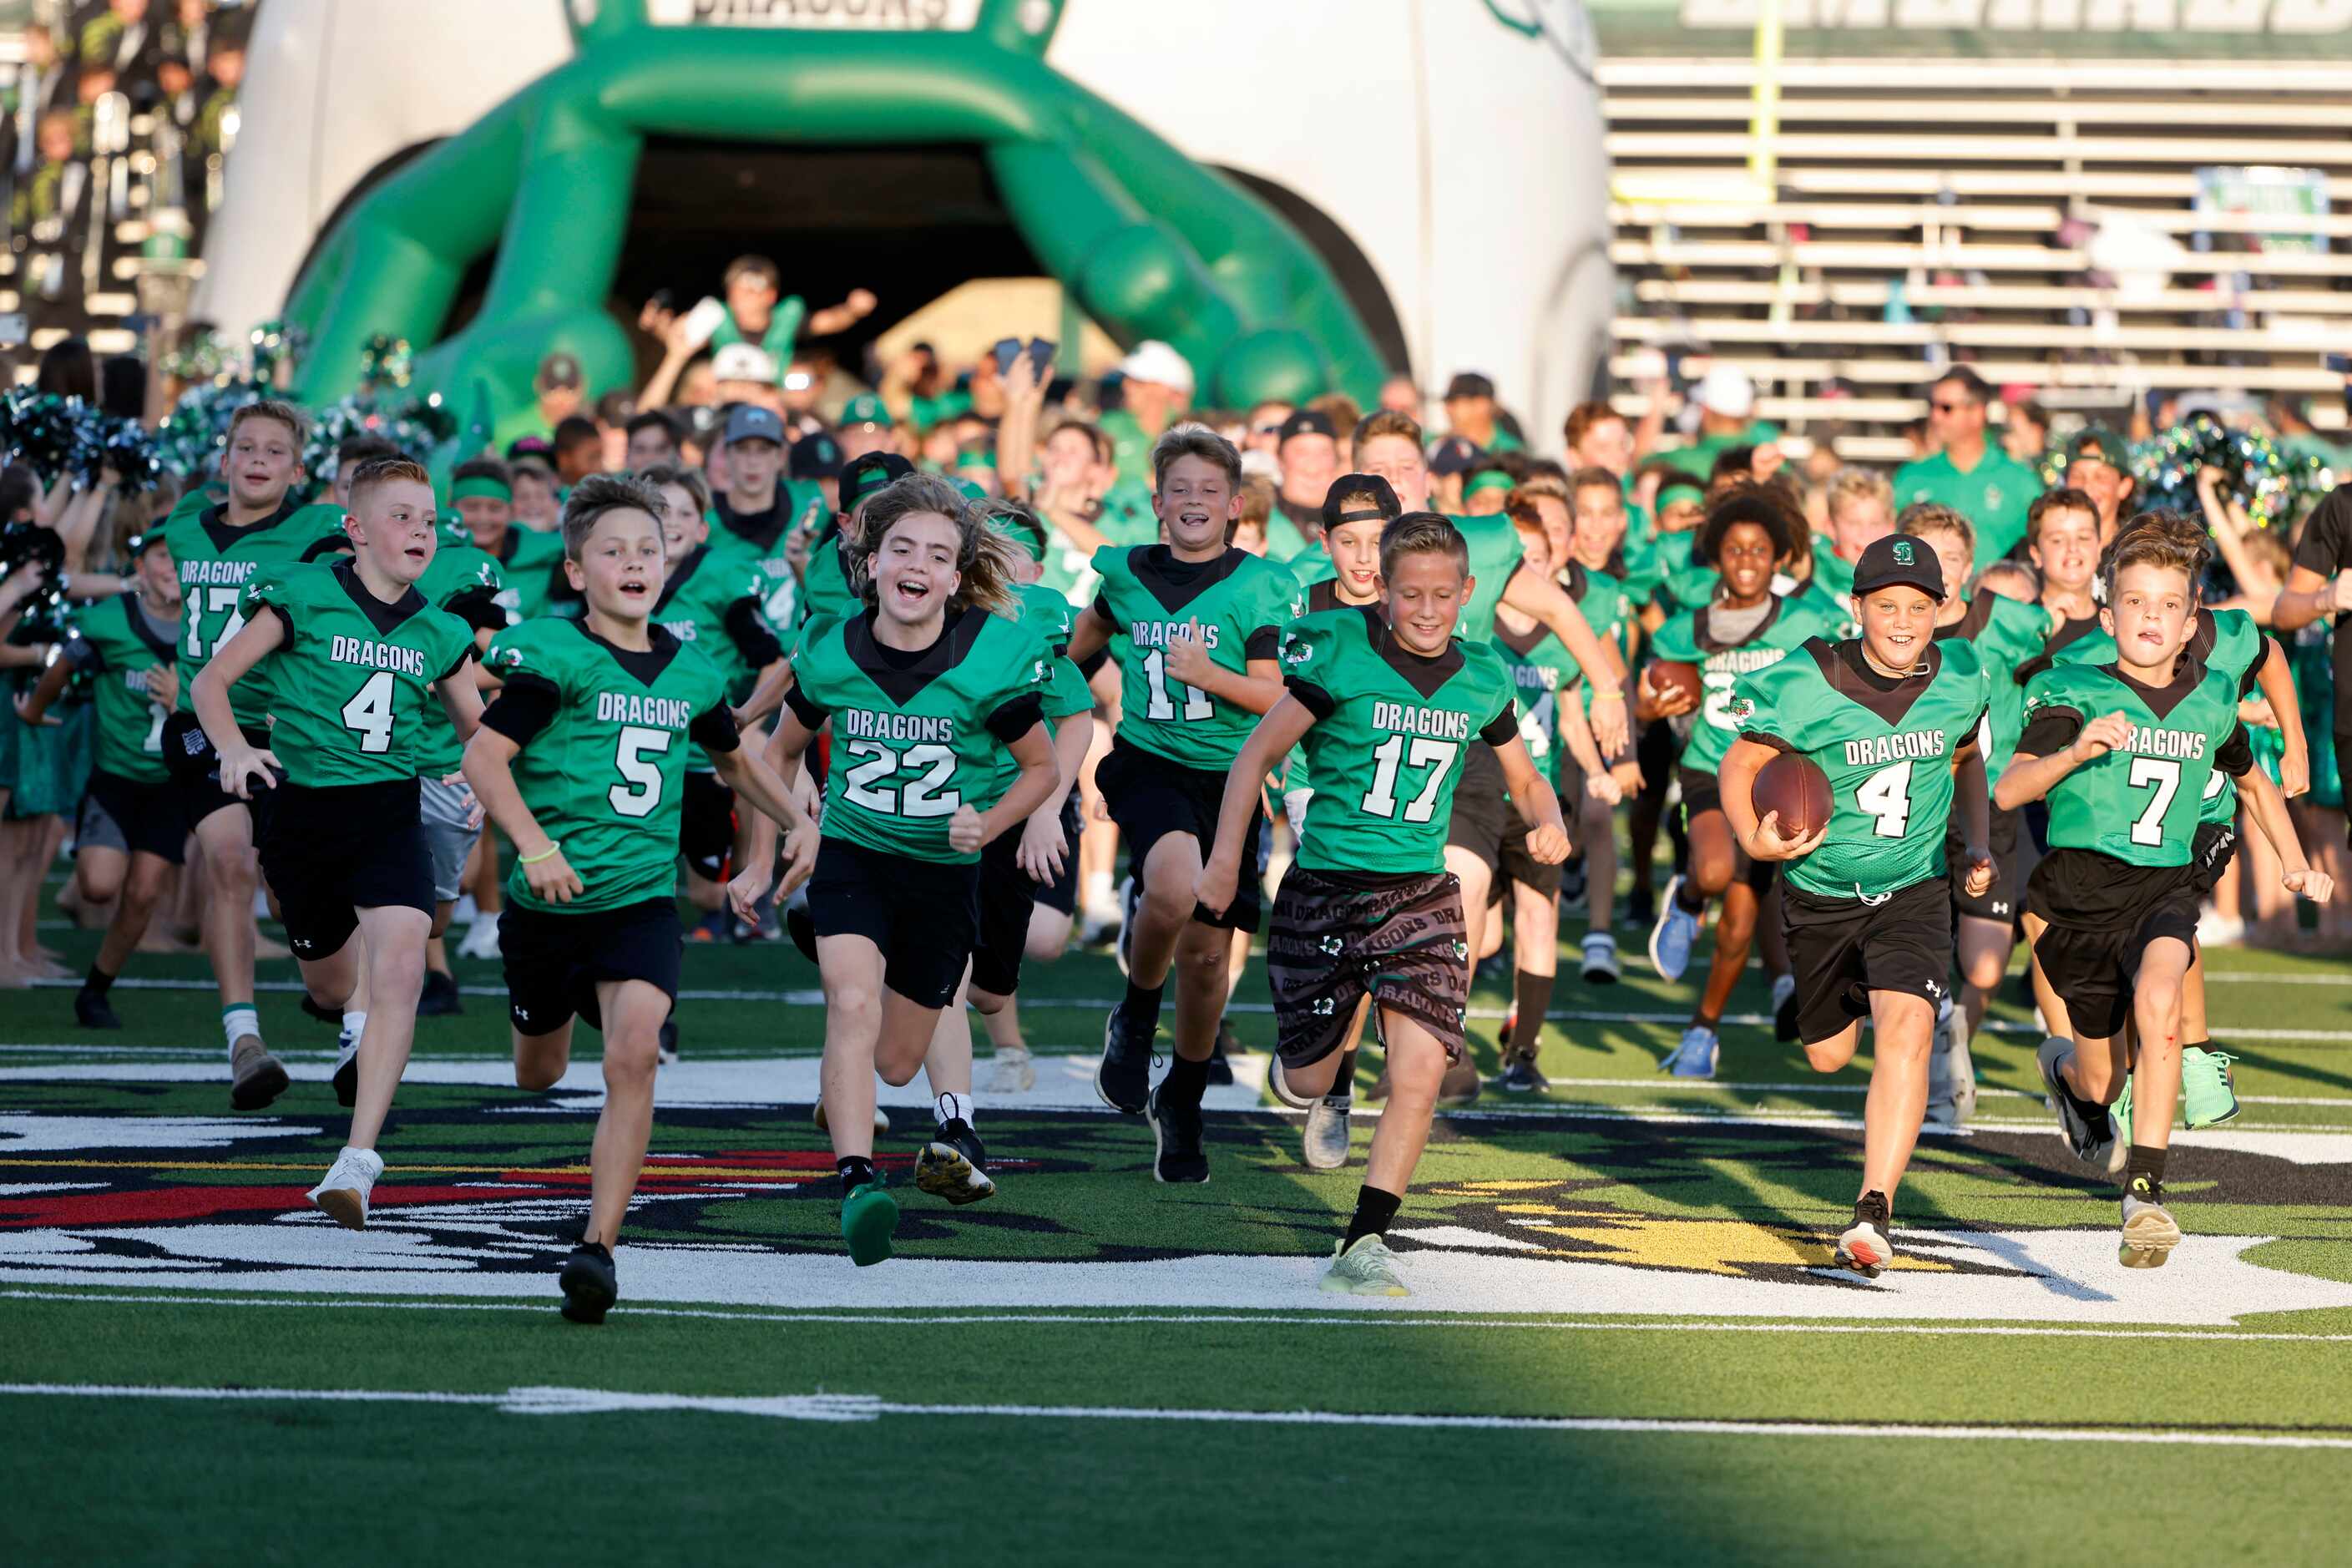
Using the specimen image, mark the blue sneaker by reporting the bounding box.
[1647,875,1700,982]
[1662,1024,1718,1079]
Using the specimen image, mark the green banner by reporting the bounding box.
[1589,0,2352,59]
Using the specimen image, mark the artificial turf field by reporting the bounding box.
[7,876,2352,1565]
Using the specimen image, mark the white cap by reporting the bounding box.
[1116,339,1196,395]
[711,342,779,384]
[1695,364,1755,419]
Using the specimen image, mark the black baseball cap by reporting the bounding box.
[1277,409,1336,446]
[535,352,583,392]
[1321,473,1402,532]
[1428,436,1484,476]
[840,451,915,511]
[1444,372,1496,402]
[790,431,844,481]
[1851,534,1947,601]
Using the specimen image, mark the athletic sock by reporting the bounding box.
[221,1004,260,1057]
[82,965,114,995]
[2183,1038,2210,1054]
[935,1090,973,1130]
[1122,978,1165,1036]
[2125,1145,2169,1196]
[1162,1050,1210,1109]
[1343,1185,1403,1248]
[1085,870,1114,913]
[1329,1047,1358,1101]
[1673,879,1706,915]
[1510,969,1553,1056]
[836,1156,878,1196]
[341,1009,367,1040]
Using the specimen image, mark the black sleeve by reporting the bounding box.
[1243,626,1282,661]
[2291,488,2349,577]
[299,533,353,563]
[443,586,507,635]
[724,598,786,669]
[689,701,741,756]
[1737,728,1798,754]
[781,680,829,732]
[1478,703,1521,747]
[60,631,103,674]
[1285,676,1336,721]
[984,690,1044,743]
[2238,655,2263,701]
[2016,705,2085,757]
[2215,721,2254,779]
[478,674,561,747]
[1090,592,1119,631]
[1078,645,1110,680]
[1951,706,1990,757]
[436,644,475,684]
[262,602,295,640]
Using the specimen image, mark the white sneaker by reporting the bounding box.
[1302,1095,1353,1171]
[1925,995,1977,1128]
[457,913,503,962]
[812,1100,890,1136]
[1321,1233,1411,1297]
[1580,932,1621,984]
[307,1146,385,1231]
[2195,909,2245,948]
[2119,1181,2182,1269]
[984,1047,1036,1095]
[452,893,479,923]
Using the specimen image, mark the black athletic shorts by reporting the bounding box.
[1945,803,2023,924]
[806,836,979,1009]
[1095,735,1263,932]
[2026,851,2202,1041]
[2189,818,2238,898]
[1677,765,1776,895]
[1267,863,1469,1069]
[970,823,1039,999]
[255,779,432,961]
[160,710,273,830]
[680,769,736,882]
[1447,741,1564,899]
[1034,792,1083,918]
[500,896,681,1037]
[1782,875,1953,1046]
[77,769,187,864]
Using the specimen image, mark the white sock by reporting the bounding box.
[222,1006,260,1058]
[336,1029,362,1069]
[936,1090,973,1128]
[1084,870,1113,911]
[342,1009,367,1040]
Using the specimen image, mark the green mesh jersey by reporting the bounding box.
[488,525,567,622]
[1091,544,1302,771]
[487,618,733,912]
[1934,591,2051,777]
[786,604,1049,865]
[1648,591,1848,775]
[59,592,178,782]
[1282,605,1519,874]
[240,561,475,788]
[709,483,828,630]
[1453,511,1538,646]
[2052,607,2263,824]
[412,524,508,776]
[163,496,351,729]
[1731,637,1990,901]
[1494,615,1581,768]
[2019,659,2252,868]
[655,546,779,772]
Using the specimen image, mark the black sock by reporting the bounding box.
[1343,1185,1404,1248]
[836,1156,878,1196]
[2183,1038,2210,1053]
[2125,1145,2168,1195]
[1123,978,1165,1036]
[1162,1050,1210,1108]
[82,965,114,995]
[1510,969,1553,1055]
[1673,879,1706,915]
[1330,1047,1358,1100]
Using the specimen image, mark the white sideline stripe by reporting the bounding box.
[12,1288,2352,1342]
[4,1381,2349,1448]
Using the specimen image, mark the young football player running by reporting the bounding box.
[1722,534,1994,1275]
[464,474,817,1322]
[731,474,1056,1264]
[160,400,354,1109]
[1199,513,1566,1296]
[190,457,484,1228]
[1998,519,2333,1267]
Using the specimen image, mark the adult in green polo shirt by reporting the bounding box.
[1893,367,2039,568]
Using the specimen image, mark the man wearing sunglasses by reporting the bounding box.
[1894,367,2041,569]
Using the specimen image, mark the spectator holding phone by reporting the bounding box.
[636,259,875,405]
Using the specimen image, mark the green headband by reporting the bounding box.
[1464,470,1515,499]
[991,518,1050,564]
[451,475,513,503]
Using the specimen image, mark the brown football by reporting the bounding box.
[1753,751,1834,841]
[1645,659,1704,711]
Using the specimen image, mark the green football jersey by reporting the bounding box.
[1494,615,1581,767]
[797,523,858,628]
[2019,660,2250,868]
[412,525,508,776]
[240,561,476,788]
[1012,580,1093,726]
[2051,607,2262,824]
[655,545,779,773]
[709,483,828,630]
[787,604,1048,865]
[1565,561,1633,719]
[1092,543,1302,771]
[487,618,733,911]
[1809,535,1857,600]
[1648,591,1846,775]
[1732,638,1990,900]
[1454,511,1537,647]
[59,592,178,783]
[164,496,351,729]
[1282,605,1518,874]
[489,525,567,622]
[1934,591,2051,777]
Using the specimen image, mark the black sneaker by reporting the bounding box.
[1495,1050,1548,1094]
[1206,1020,1238,1087]
[1834,1191,1894,1278]
[559,1241,618,1325]
[73,986,120,1029]
[1145,1084,1209,1183]
[914,1118,997,1206]
[1625,886,1657,932]
[332,1033,359,1109]
[1096,1002,1155,1114]
[416,969,463,1017]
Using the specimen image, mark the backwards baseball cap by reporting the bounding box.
[724,404,787,448]
[535,352,582,392]
[839,392,893,431]
[2066,426,2131,476]
[1443,372,1495,402]
[1115,339,1195,396]
[789,431,844,480]
[711,342,779,385]
[840,451,915,512]
[1277,408,1336,446]
[1428,436,1484,477]
[1321,473,1402,532]
[1851,533,1947,602]
[1696,365,1756,420]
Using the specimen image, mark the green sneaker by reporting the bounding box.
[841,1181,900,1267]
[2182,1048,2241,1130]
[2112,1075,2133,1146]
[1320,1233,1411,1297]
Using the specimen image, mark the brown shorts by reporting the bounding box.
[1267,863,1469,1069]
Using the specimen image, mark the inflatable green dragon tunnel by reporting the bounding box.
[280,0,1388,444]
